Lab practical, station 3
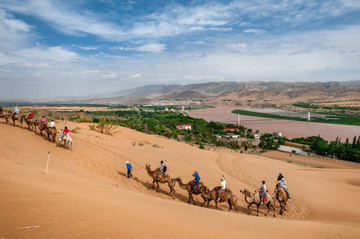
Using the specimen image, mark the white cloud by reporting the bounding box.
[243,29,265,34]
[128,74,141,78]
[225,43,247,53]
[15,46,80,62]
[137,43,166,53]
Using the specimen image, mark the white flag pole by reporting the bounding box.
[45,151,50,175]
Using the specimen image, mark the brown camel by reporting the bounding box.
[145,164,175,197]
[0,111,10,124]
[21,115,35,130]
[203,186,239,212]
[274,181,288,215]
[33,120,40,132]
[11,113,22,126]
[47,126,57,142]
[240,189,276,217]
[174,177,207,205]
[39,122,48,135]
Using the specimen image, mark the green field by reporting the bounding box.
[231,109,360,126]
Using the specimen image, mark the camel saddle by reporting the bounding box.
[259,192,267,201]
[216,186,225,199]
[191,182,200,193]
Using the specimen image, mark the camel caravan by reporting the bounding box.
[0,106,72,150]
[2,106,292,216]
[144,161,291,216]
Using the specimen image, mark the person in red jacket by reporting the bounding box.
[59,126,70,142]
[27,111,34,121]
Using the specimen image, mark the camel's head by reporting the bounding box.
[145,164,151,171]
[240,189,249,195]
[173,177,181,182]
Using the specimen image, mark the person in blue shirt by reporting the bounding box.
[126,161,132,178]
[192,171,200,192]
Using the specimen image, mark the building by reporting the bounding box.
[224,128,239,132]
[271,132,282,138]
[284,141,311,152]
[224,133,239,139]
[176,124,192,130]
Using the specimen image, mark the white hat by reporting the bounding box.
[126,161,129,164]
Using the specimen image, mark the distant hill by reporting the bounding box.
[8,80,358,106]
[90,80,360,107]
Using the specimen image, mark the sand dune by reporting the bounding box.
[1,120,360,238]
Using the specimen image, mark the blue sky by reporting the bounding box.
[0,0,359,100]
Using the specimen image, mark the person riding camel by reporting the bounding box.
[280,178,291,199]
[156,160,167,182]
[277,173,284,182]
[191,171,200,192]
[12,107,20,119]
[217,175,226,202]
[0,106,3,115]
[59,126,70,142]
[49,119,55,128]
[260,180,267,205]
[27,111,34,121]
[39,116,46,128]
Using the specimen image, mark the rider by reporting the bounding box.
[49,119,55,128]
[12,107,20,119]
[277,173,284,182]
[0,106,3,114]
[59,126,70,142]
[192,171,200,192]
[280,178,291,199]
[260,181,267,205]
[27,111,34,121]
[39,116,46,128]
[156,160,167,182]
[217,175,226,202]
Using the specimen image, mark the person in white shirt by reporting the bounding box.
[49,119,55,128]
[12,107,20,119]
[217,175,226,201]
[280,178,291,199]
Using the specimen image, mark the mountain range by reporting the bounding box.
[80,80,360,107]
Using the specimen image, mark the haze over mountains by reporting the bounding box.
[2,81,360,106]
[80,80,360,107]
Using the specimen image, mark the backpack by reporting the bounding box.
[163,165,167,173]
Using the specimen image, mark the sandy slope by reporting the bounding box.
[1,120,360,239]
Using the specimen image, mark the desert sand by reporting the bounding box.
[188,106,360,141]
[1,119,360,239]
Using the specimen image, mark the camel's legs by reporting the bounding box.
[247,203,252,214]
[256,205,259,216]
[201,196,206,207]
[227,199,232,212]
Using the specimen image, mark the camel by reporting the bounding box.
[21,115,35,130]
[145,164,175,197]
[33,120,40,132]
[240,189,276,217]
[0,111,10,124]
[174,177,207,205]
[203,186,239,212]
[57,131,73,150]
[11,113,22,126]
[46,126,57,142]
[39,122,48,136]
[274,181,288,215]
